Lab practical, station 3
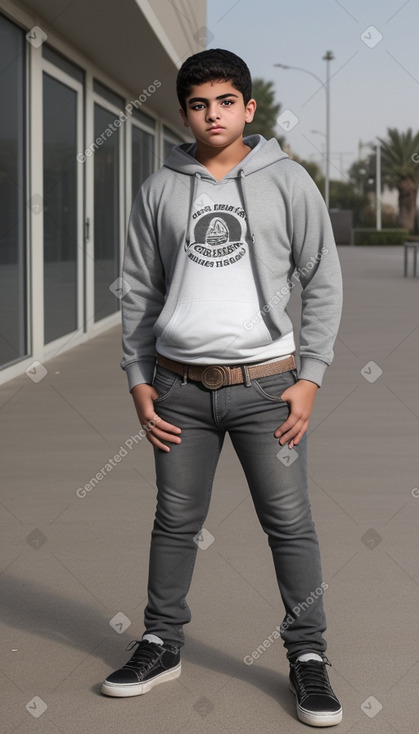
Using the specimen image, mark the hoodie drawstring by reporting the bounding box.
[185,172,201,248]
[238,169,256,245]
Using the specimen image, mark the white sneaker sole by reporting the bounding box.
[101,662,181,698]
[289,682,343,727]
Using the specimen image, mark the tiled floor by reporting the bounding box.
[1,246,418,733]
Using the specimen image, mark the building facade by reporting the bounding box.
[0,0,206,385]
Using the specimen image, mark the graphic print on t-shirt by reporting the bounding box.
[155,187,295,362]
[185,204,247,268]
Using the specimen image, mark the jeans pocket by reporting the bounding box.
[252,369,297,402]
[152,365,179,403]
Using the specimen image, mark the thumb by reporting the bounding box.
[150,386,159,401]
[280,387,292,402]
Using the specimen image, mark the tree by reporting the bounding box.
[288,152,322,185]
[348,156,376,197]
[328,180,368,224]
[378,128,419,233]
[245,78,284,144]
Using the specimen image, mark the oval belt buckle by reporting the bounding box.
[201,366,225,390]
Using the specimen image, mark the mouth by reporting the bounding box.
[207,126,225,132]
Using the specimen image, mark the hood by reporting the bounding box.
[163,134,289,250]
[163,134,289,178]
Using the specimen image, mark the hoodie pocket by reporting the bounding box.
[160,300,273,353]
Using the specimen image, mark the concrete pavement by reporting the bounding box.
[0,246,418,733]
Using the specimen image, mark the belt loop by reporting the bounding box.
[241,365,251,387]
[181,365,188,385]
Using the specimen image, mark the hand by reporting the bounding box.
[130,383,182,452]
[274,379,318,449]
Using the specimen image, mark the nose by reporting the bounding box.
[206,104,220,121]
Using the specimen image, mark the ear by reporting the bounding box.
[179,107,190,128]
[245,98,257,125]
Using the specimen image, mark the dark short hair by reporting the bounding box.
[176,48,252,112]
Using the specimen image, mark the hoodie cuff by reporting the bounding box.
[123,360,156,392]
[298,357,328,388]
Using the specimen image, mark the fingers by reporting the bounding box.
[275,416,307,447]
[131,386,182,453]
[286,424,307,448]
[144,414,182,452]
[275,381,317,448]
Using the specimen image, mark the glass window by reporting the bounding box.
[163,125,182,142]
[43,73,78,343]
[94,104,120,320]
[132,126,155,199]
[42,44,84,83]
[132,107,156,130]
[0,14,27,368]
[163,128,183,160]
[93,79,124,110]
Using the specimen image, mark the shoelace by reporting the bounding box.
[292,658,334,698]
[122,640,163,673]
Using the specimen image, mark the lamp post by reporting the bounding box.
[274,51,334,209]
[323,51,334,210]
[311,129,326,180]
[359,139,382,230]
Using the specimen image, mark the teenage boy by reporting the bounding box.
[102,48,343,727]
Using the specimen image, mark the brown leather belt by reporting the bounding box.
[156,353,296,390]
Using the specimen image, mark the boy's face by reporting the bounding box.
[179,79,256,150]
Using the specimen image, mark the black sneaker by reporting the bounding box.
[101,639,181,697]
[289,655,342,727]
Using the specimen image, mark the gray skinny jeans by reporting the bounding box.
[143,363,327,661]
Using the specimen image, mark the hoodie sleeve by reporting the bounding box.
[120,187,165,391]
[290,170,343,387]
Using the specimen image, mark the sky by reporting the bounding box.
[206,0,419,181]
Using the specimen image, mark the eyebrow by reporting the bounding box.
[187,93,239,105]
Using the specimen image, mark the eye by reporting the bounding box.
[221,99,233,106]
[190,103,205,110]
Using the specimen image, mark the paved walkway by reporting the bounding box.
[0,246,418,733]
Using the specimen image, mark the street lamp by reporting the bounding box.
[323,51,334,210]
[310,129,326,181]
[274,51,334,209]
[359,138,382,230]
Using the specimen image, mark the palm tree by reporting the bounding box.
[378,128,419,233]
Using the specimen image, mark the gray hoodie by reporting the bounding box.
[120,134,342,390]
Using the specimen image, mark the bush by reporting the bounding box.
[353,229,409,245]
[359,209,399,229]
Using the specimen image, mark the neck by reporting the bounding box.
[195,138,251,168]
